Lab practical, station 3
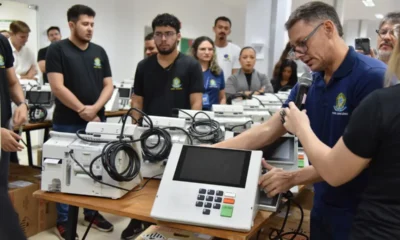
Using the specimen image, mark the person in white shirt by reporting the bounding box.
[9,20,38,80]
[213,16,241,81]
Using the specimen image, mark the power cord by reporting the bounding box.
[69,150,160,192]
[28,105,47,123]
[70,108,155,191]
[176,109,224,144]
[134,110,192,163]
[268,191,308,240]
[225,120,254,132]
[26,84,53,123]
[140,127,172,163]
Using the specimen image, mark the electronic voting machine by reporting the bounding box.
[151,144,262,232]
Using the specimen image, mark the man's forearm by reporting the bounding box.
[53,86,85,112]
[131,98,143,123]
[291,166,324,186]
[191,100,202,110]
[214,112,286,150]
[94,84,113,112]
[8,81,25,104]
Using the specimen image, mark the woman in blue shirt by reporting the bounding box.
[191,36,226,110]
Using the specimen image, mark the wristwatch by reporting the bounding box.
[17,101,29,110]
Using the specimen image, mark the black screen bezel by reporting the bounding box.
[26,91,51,105]
[173,145,251,188]
[119,88,131,98]
[259,137,295,162]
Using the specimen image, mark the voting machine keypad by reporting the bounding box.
[196,189,235,217]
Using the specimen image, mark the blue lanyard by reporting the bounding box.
[204,76,210,90]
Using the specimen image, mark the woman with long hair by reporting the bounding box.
[191,36,226,110]
[271,59,298,92]
[278,27,400,239]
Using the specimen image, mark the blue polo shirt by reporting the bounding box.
[285,47,386,210]
[202,69,225,110]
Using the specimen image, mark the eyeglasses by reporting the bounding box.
[153,31,176,40]
[375,28,396,38]
[288,22,324,58]
[376,25,400,39]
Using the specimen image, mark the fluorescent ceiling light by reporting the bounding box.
[362,0,375,7]
[375,14,384,19]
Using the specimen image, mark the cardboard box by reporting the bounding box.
[38,199,57,232]
[8,180,40,238]
[135,225,213,240]
[8,164,57,235]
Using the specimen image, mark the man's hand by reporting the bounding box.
[13,104,28,127]
[1,128,24,152]
[356,48,376,58]
[79,105,99,122]
[259,160,295,197]
[91,116,101,122]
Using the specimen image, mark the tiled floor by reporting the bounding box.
[29,211,133,240]
[18,149,138,240]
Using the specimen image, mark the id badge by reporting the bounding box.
[202,94,210,106]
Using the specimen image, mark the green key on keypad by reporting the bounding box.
[220,205,234,218]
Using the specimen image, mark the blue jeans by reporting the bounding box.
[310,204,354,240]
[53,123,97,224]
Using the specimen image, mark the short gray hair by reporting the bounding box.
[379,12,400,29]
[285,1,343,37]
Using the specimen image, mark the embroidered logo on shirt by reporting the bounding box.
[94,57,102,68]
[333,92,348,114]
[171,77,182,90]
[0,54,5,68]
[209,79,218,88]
[223,54,231,61]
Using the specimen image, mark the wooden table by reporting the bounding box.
[105,110,128,118]
[33,180,287,240]
[13,120,52,168]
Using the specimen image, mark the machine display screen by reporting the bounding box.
[260,137,294,164]
[173,146,251,188]
[26,91,51,105]
[119,88,131,98]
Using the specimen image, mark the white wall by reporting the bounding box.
[17,0,245,83]
[343,19,379,50]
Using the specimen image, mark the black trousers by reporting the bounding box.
[0,150,27,240]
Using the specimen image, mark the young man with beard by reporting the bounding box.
[131,13,203,122]
[213,16,241,81]
[38,26,62,84]
[46,4,114,239]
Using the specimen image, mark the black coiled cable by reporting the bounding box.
[28,105,47,123]
[177,109,224,144]
[73,108,149,186]
[268,191,308,240]
[140,127,172,163]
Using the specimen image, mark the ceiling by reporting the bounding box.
[220,0,400,21]
[292,0,400,21]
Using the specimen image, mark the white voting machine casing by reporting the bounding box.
[151,144,262,232]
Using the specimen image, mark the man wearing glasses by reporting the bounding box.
[131,13,203,122]
[375,12,400,64]
[213,2,386,239]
